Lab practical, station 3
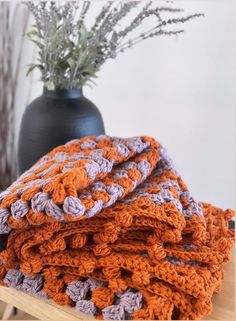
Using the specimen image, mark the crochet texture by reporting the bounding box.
[0,135,234,320]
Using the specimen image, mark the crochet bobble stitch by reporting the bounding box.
[4,269,47,299]
[0,135,234,320]
[0,136,201,233]
[4,269,142,320]
[0,136,155,230]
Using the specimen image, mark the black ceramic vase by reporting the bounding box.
[17,87,105,174]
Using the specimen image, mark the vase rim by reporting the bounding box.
[43,86,83,98]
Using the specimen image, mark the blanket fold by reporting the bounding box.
[0,135,234,320]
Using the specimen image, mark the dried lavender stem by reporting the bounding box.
[24,1,204,89]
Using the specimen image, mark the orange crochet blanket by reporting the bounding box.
[0,135,234,320]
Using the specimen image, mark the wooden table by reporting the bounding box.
[0,247,234,320]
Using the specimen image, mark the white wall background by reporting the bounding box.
[15,0,236,210]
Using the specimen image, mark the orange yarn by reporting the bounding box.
[0,135,234,320]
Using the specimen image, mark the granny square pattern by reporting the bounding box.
[0,135,234,320]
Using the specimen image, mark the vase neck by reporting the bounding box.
[43,87,83,99]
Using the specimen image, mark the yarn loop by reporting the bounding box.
[0,135,234,320]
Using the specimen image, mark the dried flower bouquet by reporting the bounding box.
[25,1,203,90]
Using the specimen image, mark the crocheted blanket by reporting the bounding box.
[0,135,234,320]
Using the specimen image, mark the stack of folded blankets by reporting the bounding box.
[0,135,234,320]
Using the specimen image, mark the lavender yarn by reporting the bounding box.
[124,186,179,208]
[63,196,85,217]
[54,152,69,163]
[40,178,53,189]
[16,186,31,197]
[136,159,151,182]
[153,159,172,177]
[21,274,44,293]
[76,300,97,315]
[66,280,90,302]
[0,191,11,205]
[31,192,50,213]
[183,202,203,218]
[0,208,9,224]
[121,161,137,171]
[95,157,113,174]
[106,184,124,198]
[18,170,34,180]
[115,143,130,157]
[11,200,29,220]
[45,199,64,220]
[166,256,201,267]
[16,179,45,197]
[102,304,126,320]
[118,290,142,313]
[113,170,129,180]
[125,137,149,153]
[22,179,43,190]
[68,152,84,161]
[0,136,210,321]
[90,181,106,192]
[159,189,175,201]
[153,145,177,178]
[171,199,183,212]
[96,135,110,142]
[88,182,124,210]
[34,290,49,299]
[89,149,104,159]
[180,191,194,202]
[158,146,176,172]
[103,184,124,208]
[81,140,97,150]
[4,269,48,298]
[121,159,150,185]
[4,269,24,287]
[159,179,181,193]
[30,158,51,172]
[85,161,101,179]
[39,163,58,177]
[0,223,11,234]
